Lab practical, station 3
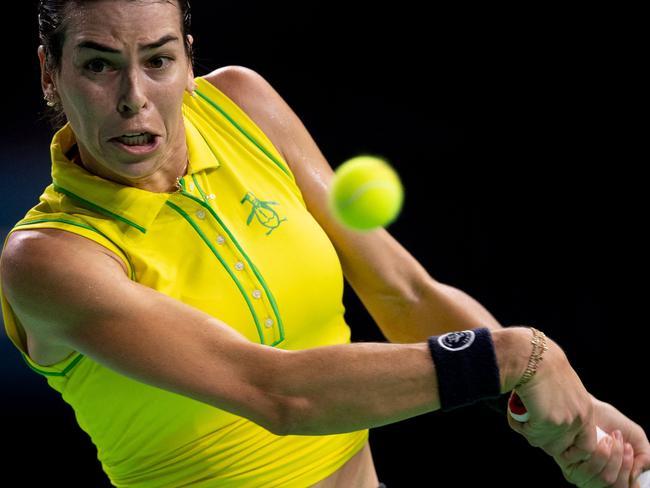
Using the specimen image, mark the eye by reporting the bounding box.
[148,56,172,70]
[84,59,112,74]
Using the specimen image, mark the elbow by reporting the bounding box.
[223,385,299,436]
[239,348,312,437]
[256,394,293,436]
[257,393,311,437]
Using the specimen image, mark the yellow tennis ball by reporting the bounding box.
[329,155,404,231]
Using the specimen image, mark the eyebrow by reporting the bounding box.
[75,34,180,53]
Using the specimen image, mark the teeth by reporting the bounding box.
[117,133,153,146]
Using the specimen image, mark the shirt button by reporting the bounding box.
[235,261,245,271]
[208,193,216,200]
[196,210,206,220]
[252,289,262,299]
[264,318,274,328]
[189,182,196,191]
[216,235,225,245]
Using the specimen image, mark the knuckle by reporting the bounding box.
[601,472,618,484]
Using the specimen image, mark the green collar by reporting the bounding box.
[51,112,220,234]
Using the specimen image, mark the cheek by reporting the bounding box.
[157,87,188,125]
[61,79,111,126]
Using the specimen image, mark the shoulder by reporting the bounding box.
[2,229,128,278]
[201,66,298,165]
[1,230,128,313]
[202,65,277,107]
[2,229,86,277]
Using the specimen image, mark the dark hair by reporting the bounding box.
[38,0,193,128]
[39,0,193,72]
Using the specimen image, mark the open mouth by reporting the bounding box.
[109,132,161,155]
[114,132,155,146]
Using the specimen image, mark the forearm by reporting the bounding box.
[331,226,501,343]
[365,277,503,344]
[411,279,502,335]
[263,327,527,436]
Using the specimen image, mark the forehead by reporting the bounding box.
[64,0,182,48]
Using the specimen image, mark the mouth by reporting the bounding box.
[111,132,156,146]
[109,132,161,155]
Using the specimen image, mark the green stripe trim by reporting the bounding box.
[192,174,209,203]
[165,200,266,344]
[14,218,136,281]
[248,260,285,347]
[53,184,147,234]
[21,352,84,377]
[180,186,285,346]
[195,88,292,179]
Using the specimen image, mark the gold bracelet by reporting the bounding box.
[515,327,548,389]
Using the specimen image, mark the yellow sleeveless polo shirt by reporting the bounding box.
[1,77,368,487]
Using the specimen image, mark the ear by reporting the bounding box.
[38,45,57,99]
[186,35,197,93]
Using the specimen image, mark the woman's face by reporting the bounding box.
[40,0,195,189]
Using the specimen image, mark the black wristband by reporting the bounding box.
[427,328,501,411]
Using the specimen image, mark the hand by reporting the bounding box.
[506,330,597,463]
[590,397,650,485]
[508,349,650,488]
[555,428,636,487]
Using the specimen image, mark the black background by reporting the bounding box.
[1,1,646,486]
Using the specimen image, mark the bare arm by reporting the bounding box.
[2,229,533,436]
[195,67,648,481]
[204,66,501,344]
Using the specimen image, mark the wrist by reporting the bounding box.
[492,326,535,393]
[497,327,570,395]
[427,328,501,410]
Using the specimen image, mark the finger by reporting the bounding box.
[506,416,547,449]
[560,435,613,487]
[613,442,634,488]
[599,431,625,487]
[542,429,582,459]
[631,453,650,481]
[579,434,614,479]
[561,423,599,464]
[561,444,593,465]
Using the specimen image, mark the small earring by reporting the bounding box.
[44,93,57,107]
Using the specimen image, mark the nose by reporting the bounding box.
[117,68,147,115]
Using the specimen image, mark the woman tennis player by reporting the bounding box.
[1,1,648,486]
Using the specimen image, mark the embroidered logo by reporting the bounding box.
[438,330,476,352]
[240,192,287,235]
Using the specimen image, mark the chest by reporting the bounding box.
[124,166,346,349]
